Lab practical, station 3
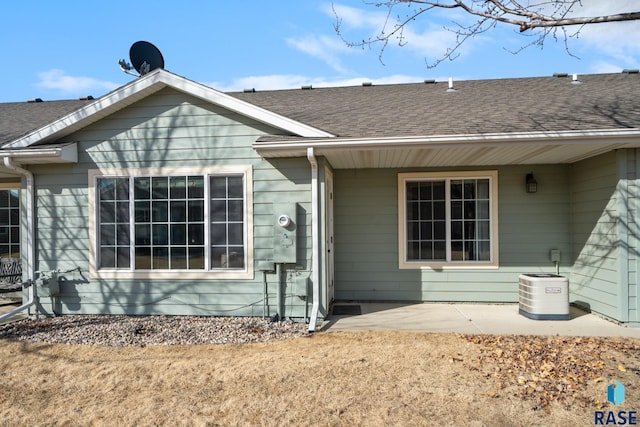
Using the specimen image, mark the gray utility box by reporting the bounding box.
[273,203,297,264]
[518,273,570,320]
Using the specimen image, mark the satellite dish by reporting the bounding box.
[118,41,164,77]
[130,41,164,75]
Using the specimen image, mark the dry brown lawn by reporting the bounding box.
[1,331,639,426]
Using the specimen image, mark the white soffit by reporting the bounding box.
[255,128,640,168]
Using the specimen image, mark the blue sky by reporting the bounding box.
[1,1,639,102]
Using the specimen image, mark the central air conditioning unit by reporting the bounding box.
[518,273,570,320]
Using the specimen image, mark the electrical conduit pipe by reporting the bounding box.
[307,147,320,332]
[0,157,37,321]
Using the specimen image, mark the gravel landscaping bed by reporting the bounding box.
[0,315,309,347]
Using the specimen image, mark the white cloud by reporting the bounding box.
[209,74,314,92]
[285,35,353,74]
[327,3,389,30]
[514,2,640,65]
[36,69,120,95]
[326,2,473,64]
[209,73,426,92]
[578,21,640,63]
[589,60,630,75]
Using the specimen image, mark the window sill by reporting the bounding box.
[399,262,499,270]
[90,269,254,280]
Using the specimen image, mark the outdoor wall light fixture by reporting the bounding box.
[526,173,538,193]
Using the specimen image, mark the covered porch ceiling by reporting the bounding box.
[254,129,640,168]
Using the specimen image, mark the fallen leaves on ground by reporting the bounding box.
[463,335,640,411]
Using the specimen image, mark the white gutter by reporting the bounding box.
[254,128,640,155]
[0,143,78,163]
[307,147,320,332]
[1,157,37,319]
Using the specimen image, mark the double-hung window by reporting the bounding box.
[90,167,252,279]
[398,171,498,268]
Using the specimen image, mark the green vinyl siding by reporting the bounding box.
[569,150,639,325]
[570,151,624,321]
[27,88,316,319]
[334,165,572,302]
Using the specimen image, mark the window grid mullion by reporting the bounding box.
[489,181,493,263]
[242,175,247,264]
[445,178,451,263]
[204,174,211,271]
[129,176,135,271]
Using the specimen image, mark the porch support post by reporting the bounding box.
[307,147,320,332]
[2,157,37,316]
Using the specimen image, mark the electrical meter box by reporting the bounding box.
[273,203,297,263]
[36,271,60,297]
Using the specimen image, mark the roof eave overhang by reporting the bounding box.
[0,142,78,164]
[4,69,333,150]
[254,128,640,166]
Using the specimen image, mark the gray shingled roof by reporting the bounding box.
[1,72,638,149]
[231,72,640,139]
[0,99,93,146]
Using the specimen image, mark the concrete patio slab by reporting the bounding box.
[322,303,640,338]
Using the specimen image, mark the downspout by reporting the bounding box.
[307,147,320,332]
[0,282,34,323]
[0,157,37,320]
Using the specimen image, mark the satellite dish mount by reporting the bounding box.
[118,41,165,77]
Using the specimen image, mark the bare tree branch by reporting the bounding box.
[334,1,640,67]
[395,1,640,31]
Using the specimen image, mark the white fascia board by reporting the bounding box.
[5,77,169,149]
[254,128,640,156]
[6,69,333,149]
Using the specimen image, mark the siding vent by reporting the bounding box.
[27,98,43,103]
[301,85,313,90]
[553,72,569,77]
[622,69,639,74]
[243,88,256,93]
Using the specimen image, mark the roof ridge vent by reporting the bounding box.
[553,72,569,77]
[362,82,373,87]
[301,85,313,90]
[622,69,639,74]
[423,79,436,84]
[79,95,94,100]
[27,98,43,103]
[243,88,256,93]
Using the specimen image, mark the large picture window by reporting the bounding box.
[90,167,252,279]
[398,171,498,268]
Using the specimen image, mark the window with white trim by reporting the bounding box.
[0,189,20,258]
[398,171,498,268]
[95,171,248,273]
